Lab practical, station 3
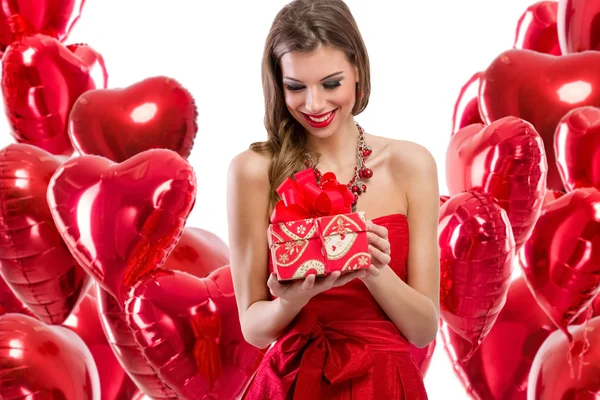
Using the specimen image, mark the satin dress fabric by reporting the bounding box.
[242,213,428,400]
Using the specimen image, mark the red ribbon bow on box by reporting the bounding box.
[270,169,355,224]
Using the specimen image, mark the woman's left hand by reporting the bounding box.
[361,220,392,281]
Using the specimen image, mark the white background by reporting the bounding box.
[0,0,541,398]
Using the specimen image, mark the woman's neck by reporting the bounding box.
[305,117,360,171]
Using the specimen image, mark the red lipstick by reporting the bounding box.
[302,109,337,128]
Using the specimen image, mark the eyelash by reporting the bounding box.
[285,81,341,91]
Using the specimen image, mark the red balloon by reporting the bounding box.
[95,226,230,399]
[543,189,566,204]
[0,144,91,324]
[447,117,547,248]
[124,266,266,400]
[409,338,436,377]
[518,187,600,340]
[514,1,561,55]
[0,1,85,53]
[47,148,197,304]
[528,316,600,399]
[479,49,600,191]
[0,275,35,317]
[451,72,483,135]
[0,313,100,399]
[66,43,109,89]
[68,76,197,163]
[557,0,600,53]
[438,190,515,359]
[442,277,556,400]
[439,195,450,207]
[1,33,106,156]
[97,284,177,399]
[163,227,230,278]
[64,290,142,400]
[555,106,600,191]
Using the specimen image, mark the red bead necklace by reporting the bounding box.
[304,122,373,211]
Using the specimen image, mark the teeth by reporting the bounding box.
[308,111,333,123]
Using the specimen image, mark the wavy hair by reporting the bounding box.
[249,0,371,212]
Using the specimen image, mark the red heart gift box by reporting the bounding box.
[267,169,371,281]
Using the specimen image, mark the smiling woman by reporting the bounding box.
[226,0,439,399]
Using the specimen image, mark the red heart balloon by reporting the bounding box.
[518,187,600,340]
[0,1,85,53]
[124,267,266,400]
[97,284,177,399]
[528,315,600,399]
[558,0,600,53]
[1,33,106,156]
[64,289,142,400]
[439,190,515,359]
[68,76,197,163]
[0,275,35,317]
[451,72,483,135]
[47,148,197,303]
[0,143,92,324]
[66,43,109,89]
[163,227,230,278]
[0,313,100,399]
[479,49,600,191]
[447,116,547,248]
[96,226,231,399]
[514,1,561,55]
[442,276,556,400]
[544,188,566,204]
[555,106,600,191]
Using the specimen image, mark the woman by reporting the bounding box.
[226,0,440,398]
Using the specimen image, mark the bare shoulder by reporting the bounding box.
[228,148,271,189]
[227,148,272,233]
[389,139,436,173]
[386,140,439,217]
[367,135,437,181]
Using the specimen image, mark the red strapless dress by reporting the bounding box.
[242,213,428,400]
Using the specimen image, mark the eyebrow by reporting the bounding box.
[283,71,344,83]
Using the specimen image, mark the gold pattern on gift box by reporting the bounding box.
[280,219,317,241]
[270,230,284,245]
[272,239,310,267]
[356,211,366,223]
[322,215,363,260]
[341,252,371,271]
[323,214,363,236]
[325,232,357,260]
[291,259,326,279]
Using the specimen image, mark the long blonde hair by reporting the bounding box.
[250,0,371,212]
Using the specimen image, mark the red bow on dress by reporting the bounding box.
[245,312,376,400]
[270,169,355,223]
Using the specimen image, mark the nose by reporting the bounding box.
[305,87,326,114]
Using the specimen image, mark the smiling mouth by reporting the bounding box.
[304,110,335,122]
[302,108,337,123]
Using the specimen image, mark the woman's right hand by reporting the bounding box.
[267,270,367,308]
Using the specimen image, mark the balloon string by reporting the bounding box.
[566,306,593,380]
[576,306,593,380]
[565,320,575,379]
[567,338,574,379]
